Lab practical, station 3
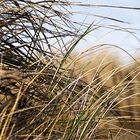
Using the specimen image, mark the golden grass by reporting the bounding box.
[1,0,140,139]
[1,47,140,140]
[63,49,140,139]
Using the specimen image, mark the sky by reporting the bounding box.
[68,0,140,63]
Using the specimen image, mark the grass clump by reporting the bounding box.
[0,0,140,140]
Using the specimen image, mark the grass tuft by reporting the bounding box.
[0,0,140,140]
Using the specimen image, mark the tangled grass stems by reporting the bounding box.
[1,0,140,140]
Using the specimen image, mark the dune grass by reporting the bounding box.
[0,0,140,140]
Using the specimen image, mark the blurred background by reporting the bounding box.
[68,0,140,64]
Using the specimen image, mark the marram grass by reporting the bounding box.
[1,0,140,140]
[1,50,140,140]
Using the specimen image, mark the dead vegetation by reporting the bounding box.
[0,0,140,140]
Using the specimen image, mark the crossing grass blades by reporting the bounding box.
[0,0,140,139]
